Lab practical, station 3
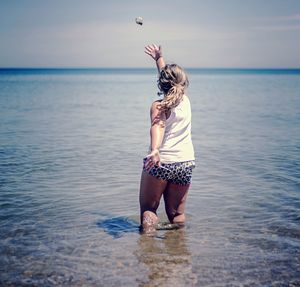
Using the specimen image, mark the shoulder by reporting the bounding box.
[150,100,162,110]
[150,100,163,115]
[150,100,166,122]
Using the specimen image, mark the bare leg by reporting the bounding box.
[139,171,168,231]
[163,183,190,224]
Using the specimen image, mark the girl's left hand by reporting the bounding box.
[144,149,161,171]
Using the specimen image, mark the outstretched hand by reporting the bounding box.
[144,44,162,61]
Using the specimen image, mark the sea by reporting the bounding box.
[0,68,300,286]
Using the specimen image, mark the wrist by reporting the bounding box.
[151,148,160,153]
[155,56,162,61]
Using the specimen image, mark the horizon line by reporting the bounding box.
[1,67,300,70]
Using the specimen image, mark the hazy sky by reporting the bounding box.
[1,0,300,68]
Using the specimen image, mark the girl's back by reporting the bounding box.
[160,95,195,164]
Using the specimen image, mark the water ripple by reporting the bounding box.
[1,70,300,286]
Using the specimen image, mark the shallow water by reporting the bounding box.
[0,69,300,286]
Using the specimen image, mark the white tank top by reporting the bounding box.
[159,95,195,164]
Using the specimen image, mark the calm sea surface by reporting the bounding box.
[0,68,300,286]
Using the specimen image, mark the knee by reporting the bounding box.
[142,210,157,221]
[141,211,158,230]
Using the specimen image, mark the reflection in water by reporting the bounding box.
[135,229,197,286]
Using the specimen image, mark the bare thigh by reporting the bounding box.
[163,183,190,223]
[139,171,168,223]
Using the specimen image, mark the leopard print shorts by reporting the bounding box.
[143,159,196,186]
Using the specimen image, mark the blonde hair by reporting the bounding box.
[157,64,189,110]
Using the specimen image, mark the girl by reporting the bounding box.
[140,44,195,232]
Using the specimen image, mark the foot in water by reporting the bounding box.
[156,222,184,230]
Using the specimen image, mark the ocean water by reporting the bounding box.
[0,68,300,286]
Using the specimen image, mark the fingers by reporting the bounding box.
[145,45,153,53]
[145,45,154,53]
[144,50,152,57]
[146,44,155,51]
[144,45,155,59]
[151,44,158,51]
[144,158,155,171]
[144,156,160,171]
[144,44,160,52]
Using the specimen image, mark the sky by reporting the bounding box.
[0,0,300,68]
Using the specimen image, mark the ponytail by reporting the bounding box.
[157,64,189,110]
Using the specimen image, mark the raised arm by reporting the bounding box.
[144,44,165,72]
